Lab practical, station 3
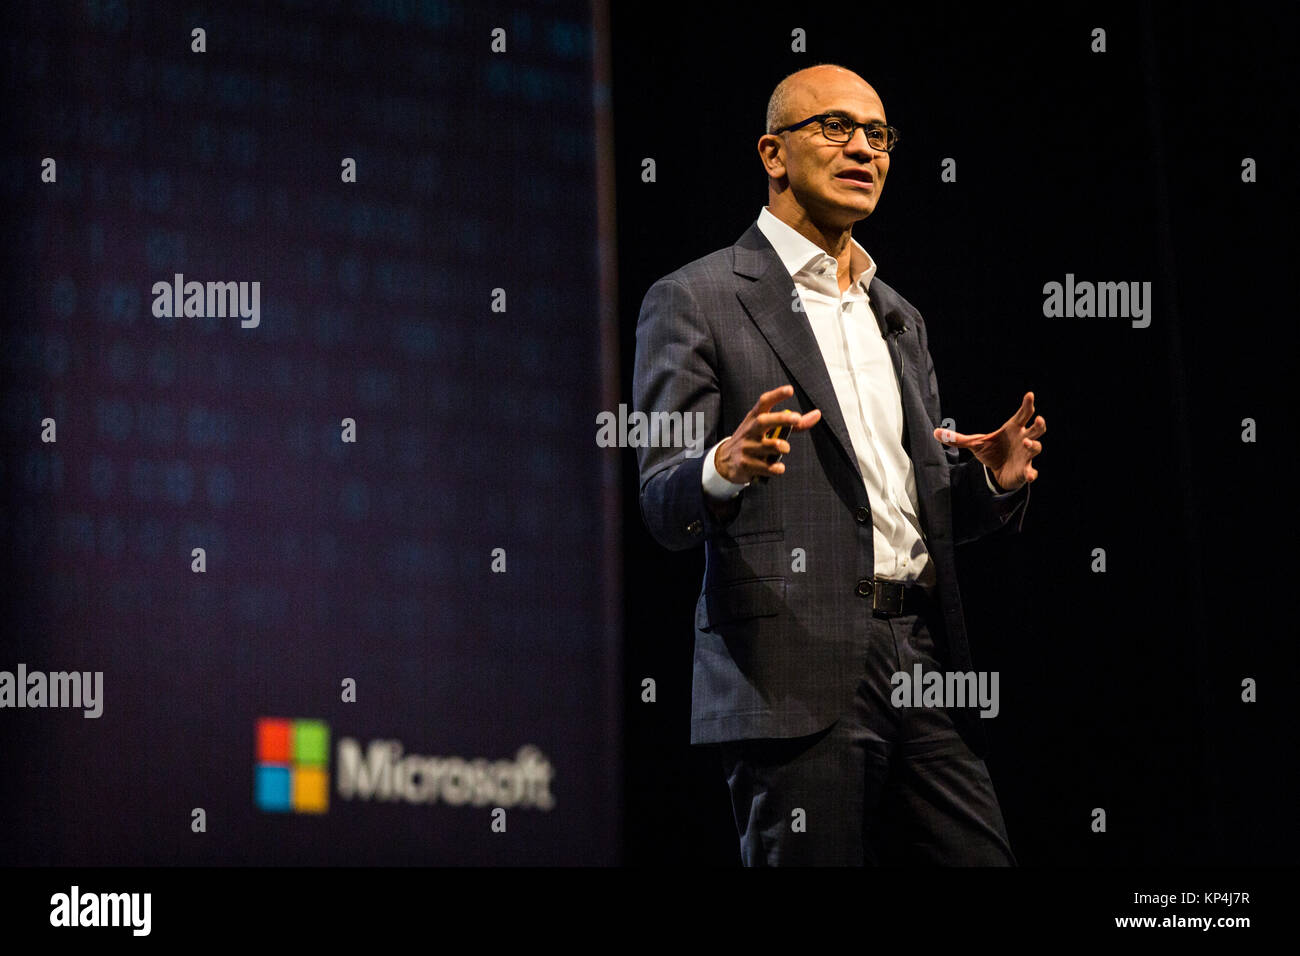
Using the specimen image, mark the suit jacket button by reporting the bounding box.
[854,506,870,524]
[856,578,873,597]
[686,520,703,535]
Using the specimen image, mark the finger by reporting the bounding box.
[753,408,818,430]
[1010,391,1035,427]
[1022,438,1042,456]
[1024,415,1046,439]
[791,408,821,430]
[744,437,791,462]
[758,436,792,456]
[738,451,786,478]
[934,427,989,447]
[753,410,803,432]
[749,385,795,418]
[1026,464,1038,482]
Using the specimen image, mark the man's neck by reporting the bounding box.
[766,200,859,291]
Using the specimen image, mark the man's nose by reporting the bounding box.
[844,126,882,158]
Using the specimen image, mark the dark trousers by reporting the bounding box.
[718,600,1016,866]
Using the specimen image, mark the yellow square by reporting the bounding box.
[292,766,329,814]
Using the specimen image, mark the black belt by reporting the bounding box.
[857,577,934,617]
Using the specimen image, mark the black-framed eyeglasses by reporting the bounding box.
[772,113,901,152]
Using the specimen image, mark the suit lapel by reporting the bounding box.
[732,224,864,484]
[732,223,948,500]
[870,279,949,515]
[874,301,911,450]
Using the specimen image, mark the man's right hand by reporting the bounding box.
[715,385,821,485]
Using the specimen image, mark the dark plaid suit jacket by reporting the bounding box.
[633,221,1030,756]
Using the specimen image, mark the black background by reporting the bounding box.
[613,0,1296,865]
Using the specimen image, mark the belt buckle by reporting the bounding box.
[872,579,904,616]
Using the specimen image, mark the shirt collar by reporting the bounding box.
[756,205,877,293]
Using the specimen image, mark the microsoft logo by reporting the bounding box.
[255,717,329,814]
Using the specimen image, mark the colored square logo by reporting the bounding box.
[293,720,329,766]
[256,764,291,812]
[257,718,291,763]
[256,718,328,814]
[292,766,328,813]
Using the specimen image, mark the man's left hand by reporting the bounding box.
[932,391,1045,491]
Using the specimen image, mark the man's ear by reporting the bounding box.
[757,134,786,181]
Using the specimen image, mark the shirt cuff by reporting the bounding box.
[984,463,1003,494]
[984,463,1018,495]
[702,439,751,501]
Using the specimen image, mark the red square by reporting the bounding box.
[257,718,292,762]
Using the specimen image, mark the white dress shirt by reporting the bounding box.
[702,206,1008,589]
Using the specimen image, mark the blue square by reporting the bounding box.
[256,764,291,812]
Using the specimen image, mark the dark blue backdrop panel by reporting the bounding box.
[0,1,618,864]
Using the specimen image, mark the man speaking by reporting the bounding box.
[633,64,1046,865]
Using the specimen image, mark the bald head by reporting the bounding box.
[765,64,877,133]
[758,64,891,232]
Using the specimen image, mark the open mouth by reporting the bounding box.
[835,168,875,187]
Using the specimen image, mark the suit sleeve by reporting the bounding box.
[916,312,1031,546]
[632,276,742,551]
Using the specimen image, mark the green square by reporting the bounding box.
[293,720,329,766]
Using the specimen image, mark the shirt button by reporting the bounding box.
[854,506,870,524]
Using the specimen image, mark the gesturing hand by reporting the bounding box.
[933,391,1045,491]
[715,385,821,485]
